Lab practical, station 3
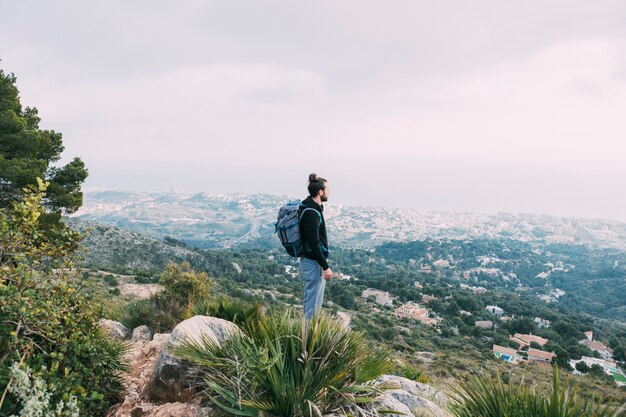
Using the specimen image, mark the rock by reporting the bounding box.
[145,316,241,402]
[130,402,211,417]
[377,395,413,417]
[376,375,448,406]
[100,319,130,340]
[385,390,449,417]
[106,333,170,417]
[375,375,452,417]
[132,325,153,343]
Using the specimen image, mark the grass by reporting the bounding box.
[450,366,621,417]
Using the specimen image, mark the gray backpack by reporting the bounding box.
[275,200,321,257]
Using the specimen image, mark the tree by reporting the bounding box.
[0,68,88,225]
[575,361,590,373]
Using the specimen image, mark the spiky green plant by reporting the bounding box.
[451,367,620,417]
[174,310,394,417]
[185,295,265,328]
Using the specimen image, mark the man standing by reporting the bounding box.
[299,173,332,319]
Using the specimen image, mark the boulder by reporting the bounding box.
[129,402,211,417]
[384,390,449,417]
[132,325,153,343]
[376,375,448,407]
[145,316,241,402]
[377,395,413,417]
[100,319,130,340]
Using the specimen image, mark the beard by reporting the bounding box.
[321,193,328,202]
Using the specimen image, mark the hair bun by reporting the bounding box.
[308,173,318,183]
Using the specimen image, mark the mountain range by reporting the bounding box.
[74,190,626,251]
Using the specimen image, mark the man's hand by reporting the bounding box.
[323,268,333,280]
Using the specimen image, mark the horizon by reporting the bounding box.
[2,1,626,223]
[80,187,626,225]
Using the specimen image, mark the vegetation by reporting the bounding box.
[174,310,393,417]
[119,261,213,332]
[0,182,126,416]
[451,367,619,417]
[0,68,88,232]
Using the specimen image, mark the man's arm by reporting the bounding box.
[300,210,329,270]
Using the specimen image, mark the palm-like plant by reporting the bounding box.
[451,367,620,417]
[185,295,265,328]
[174,310,393,417]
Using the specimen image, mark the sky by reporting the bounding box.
[1,1,626,221]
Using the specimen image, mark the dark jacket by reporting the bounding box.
[299,196,329,269]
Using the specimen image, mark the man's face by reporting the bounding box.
[320,182,330,202]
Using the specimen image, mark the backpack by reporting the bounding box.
[275,200,321,257]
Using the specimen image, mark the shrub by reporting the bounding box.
[451,367,619,417]
[0,182,127,416]
[119,296,182,333]
[104,274,119,286]
[159,261,212,304]
[174,310,393,417]
[119,262,214,333]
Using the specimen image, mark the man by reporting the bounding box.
[299,173,332,319]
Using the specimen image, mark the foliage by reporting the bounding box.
[450,367,619,417]
[391,363,428,384]
[3,361,80,416]
[174,310,394,417]
[0,68,88,229]
[159,261,212,304]
[120,262,214,333]
[104,274,119,286]
[0,183,126,416]
[185,295,265,328]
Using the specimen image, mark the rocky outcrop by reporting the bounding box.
[100,319,131,340]
[375,375,451,417]
[144,316,241,402]
[107,317,451,417]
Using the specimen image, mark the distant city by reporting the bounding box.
[73,190,626,251]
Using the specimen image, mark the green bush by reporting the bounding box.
[119,295,182,333]
[0,182,127,416]
[104,274,119,286]
[174,310,393,417]
[159,261,212,304]
[119,262,214,333]
[451,367,619,417]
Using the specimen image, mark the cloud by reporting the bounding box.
[1,1,625,221]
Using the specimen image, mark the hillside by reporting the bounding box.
[68,218,626,399]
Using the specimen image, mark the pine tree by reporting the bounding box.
[0,67,88,225]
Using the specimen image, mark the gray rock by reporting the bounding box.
[376,375,448,406]
[132,325,153,343]
[385,390,450,417]
[100,319,130,340]
[377,395,413,416]
[145,316,241,402]
[130,402,211,417]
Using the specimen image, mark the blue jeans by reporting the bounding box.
[300,257,326,320]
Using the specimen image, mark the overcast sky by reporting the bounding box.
[1,1,625,221]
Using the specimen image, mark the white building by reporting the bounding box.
[485,305,504,316]
[361,288,395,306]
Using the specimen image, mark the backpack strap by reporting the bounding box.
[298,206,322,224]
